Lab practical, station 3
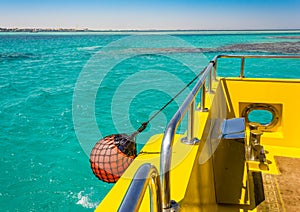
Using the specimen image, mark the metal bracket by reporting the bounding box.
[170,200,179,212]
[181,137,200,145]
[197,107,209,112]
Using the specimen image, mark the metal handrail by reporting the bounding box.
[160,60,215,210]
[159,54,300,210]
[216,54,300,78]
[118,163,162,212]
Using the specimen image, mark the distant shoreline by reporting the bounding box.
[1,28,300,33]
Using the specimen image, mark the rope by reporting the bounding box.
[139,151,161,154]
[130,66,207,139]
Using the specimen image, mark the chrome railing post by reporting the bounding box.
[161,127,174,211]
[199,83,208,112]
[119,164,162,212]
[208,70,213,93]
[149,171,163,212]
[213,60,217,81]
[240,57,245,78]
[181,101,199,144]
[187,100,195,141]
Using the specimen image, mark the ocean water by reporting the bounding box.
[1,31,300,211]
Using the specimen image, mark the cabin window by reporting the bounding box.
[240,103,280,130]
[248,110,274,126]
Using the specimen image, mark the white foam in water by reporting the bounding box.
[76,191,98,209]
[77,46,102,51]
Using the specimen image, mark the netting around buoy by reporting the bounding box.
[90,134,137,183]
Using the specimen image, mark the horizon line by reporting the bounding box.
[1,27,300,32]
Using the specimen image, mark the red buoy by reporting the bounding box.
[90,134,137,183]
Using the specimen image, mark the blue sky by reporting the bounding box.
[1,0,299,30]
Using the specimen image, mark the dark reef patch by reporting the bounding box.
[211,41,300,54]
[121,41,300,54]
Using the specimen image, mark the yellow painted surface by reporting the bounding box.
[247,144,300,173]
[180,80,257,211]
[223,78,300,174]
[96,77,300,212]
[222,78,300,149]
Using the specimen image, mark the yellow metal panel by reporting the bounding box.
[222,78,300,149]
[213,137,249,205]
[181,80,259,211]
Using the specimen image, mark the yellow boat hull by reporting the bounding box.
[96,55,300,212]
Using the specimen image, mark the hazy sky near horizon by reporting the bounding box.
[1,0,300,30]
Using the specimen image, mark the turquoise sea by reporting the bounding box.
[1,31,300,211]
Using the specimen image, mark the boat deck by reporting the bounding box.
[258,156,300,212]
